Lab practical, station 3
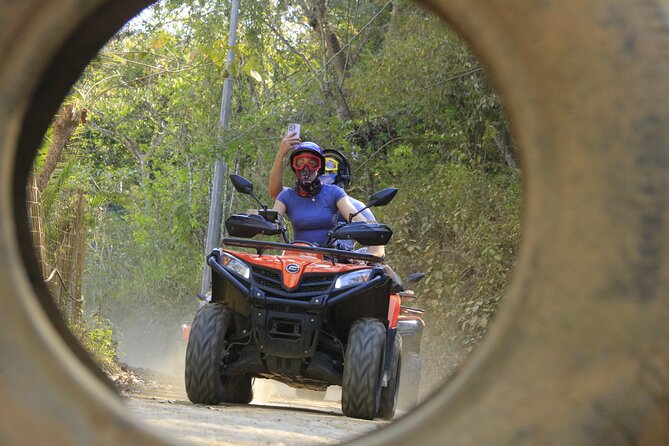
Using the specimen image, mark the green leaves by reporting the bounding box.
[375,161,520,370]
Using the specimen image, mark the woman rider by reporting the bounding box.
[272,141,385,258]
[269,132,375,228]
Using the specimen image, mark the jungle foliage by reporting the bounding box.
[41,0,520,385]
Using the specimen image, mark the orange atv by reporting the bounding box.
[185,175,402,420]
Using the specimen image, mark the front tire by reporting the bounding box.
[185,303,253,404]
[377,333,402,420]
[341,318,386,419]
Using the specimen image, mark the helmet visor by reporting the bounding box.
[325,157,339,173]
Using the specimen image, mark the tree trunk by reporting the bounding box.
[36,104,84,192]
[493,124,518,169]
[303,0,353,121]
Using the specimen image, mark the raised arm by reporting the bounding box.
[269,132,301,199]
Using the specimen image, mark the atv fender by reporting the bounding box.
[387,294,401,329]
[382,327,398,387]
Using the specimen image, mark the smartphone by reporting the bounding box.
[287,123,301,139]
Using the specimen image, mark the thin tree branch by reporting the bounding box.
[353,136,405,173]
[88,121,142,162]
[228,0,394,144]
[264,19,320,82]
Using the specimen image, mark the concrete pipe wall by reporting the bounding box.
[1,0,667,445]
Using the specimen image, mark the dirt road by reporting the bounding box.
[122,373,390,446]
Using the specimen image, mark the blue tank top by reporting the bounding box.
[277,184,347,245]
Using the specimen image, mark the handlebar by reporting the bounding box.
[221,238,385,263]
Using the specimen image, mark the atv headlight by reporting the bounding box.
[220,252,250,279]
[335,268,373,289]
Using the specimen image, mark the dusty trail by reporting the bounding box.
[122,372,389,446]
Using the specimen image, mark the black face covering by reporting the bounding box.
[294,166,322,197]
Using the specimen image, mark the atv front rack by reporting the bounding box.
[221,237,384,264]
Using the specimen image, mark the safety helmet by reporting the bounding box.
[320,149,351,189]
[289,142,326,175]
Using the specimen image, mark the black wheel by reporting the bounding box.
[185,303,253,404]
[398,352,422,410]
[377,333,402,420]
[341,318,386,419]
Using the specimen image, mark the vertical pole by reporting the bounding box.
[201,0,241,295]
[72,188,85,323]
[27,167,48,278]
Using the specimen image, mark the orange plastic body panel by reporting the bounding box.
[388,294,401,328]
[180,324,191,342]
[224,249,369,291]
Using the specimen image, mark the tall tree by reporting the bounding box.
[37,104,86,192]
[300,0,352,120]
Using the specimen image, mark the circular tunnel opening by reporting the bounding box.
[13,1,521,443]
[7,0,668,445]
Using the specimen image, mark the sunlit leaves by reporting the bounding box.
[372,162,520,377]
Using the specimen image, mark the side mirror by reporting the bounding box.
[406,272,425,284]
[230,174,254,194]
[368,188,398,207]
[230,174,267,209]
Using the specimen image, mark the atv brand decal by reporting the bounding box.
[286,263,300,274]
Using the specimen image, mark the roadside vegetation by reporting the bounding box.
[32,0,520,391]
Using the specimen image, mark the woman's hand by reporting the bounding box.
[279,132,301,160]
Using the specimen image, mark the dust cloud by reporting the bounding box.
[409,320,469,406]
[105,299,196,379]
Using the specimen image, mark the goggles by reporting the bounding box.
[325,157,339,173]
[292,153,322,171]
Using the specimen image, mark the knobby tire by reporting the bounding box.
[341,318,386,419]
